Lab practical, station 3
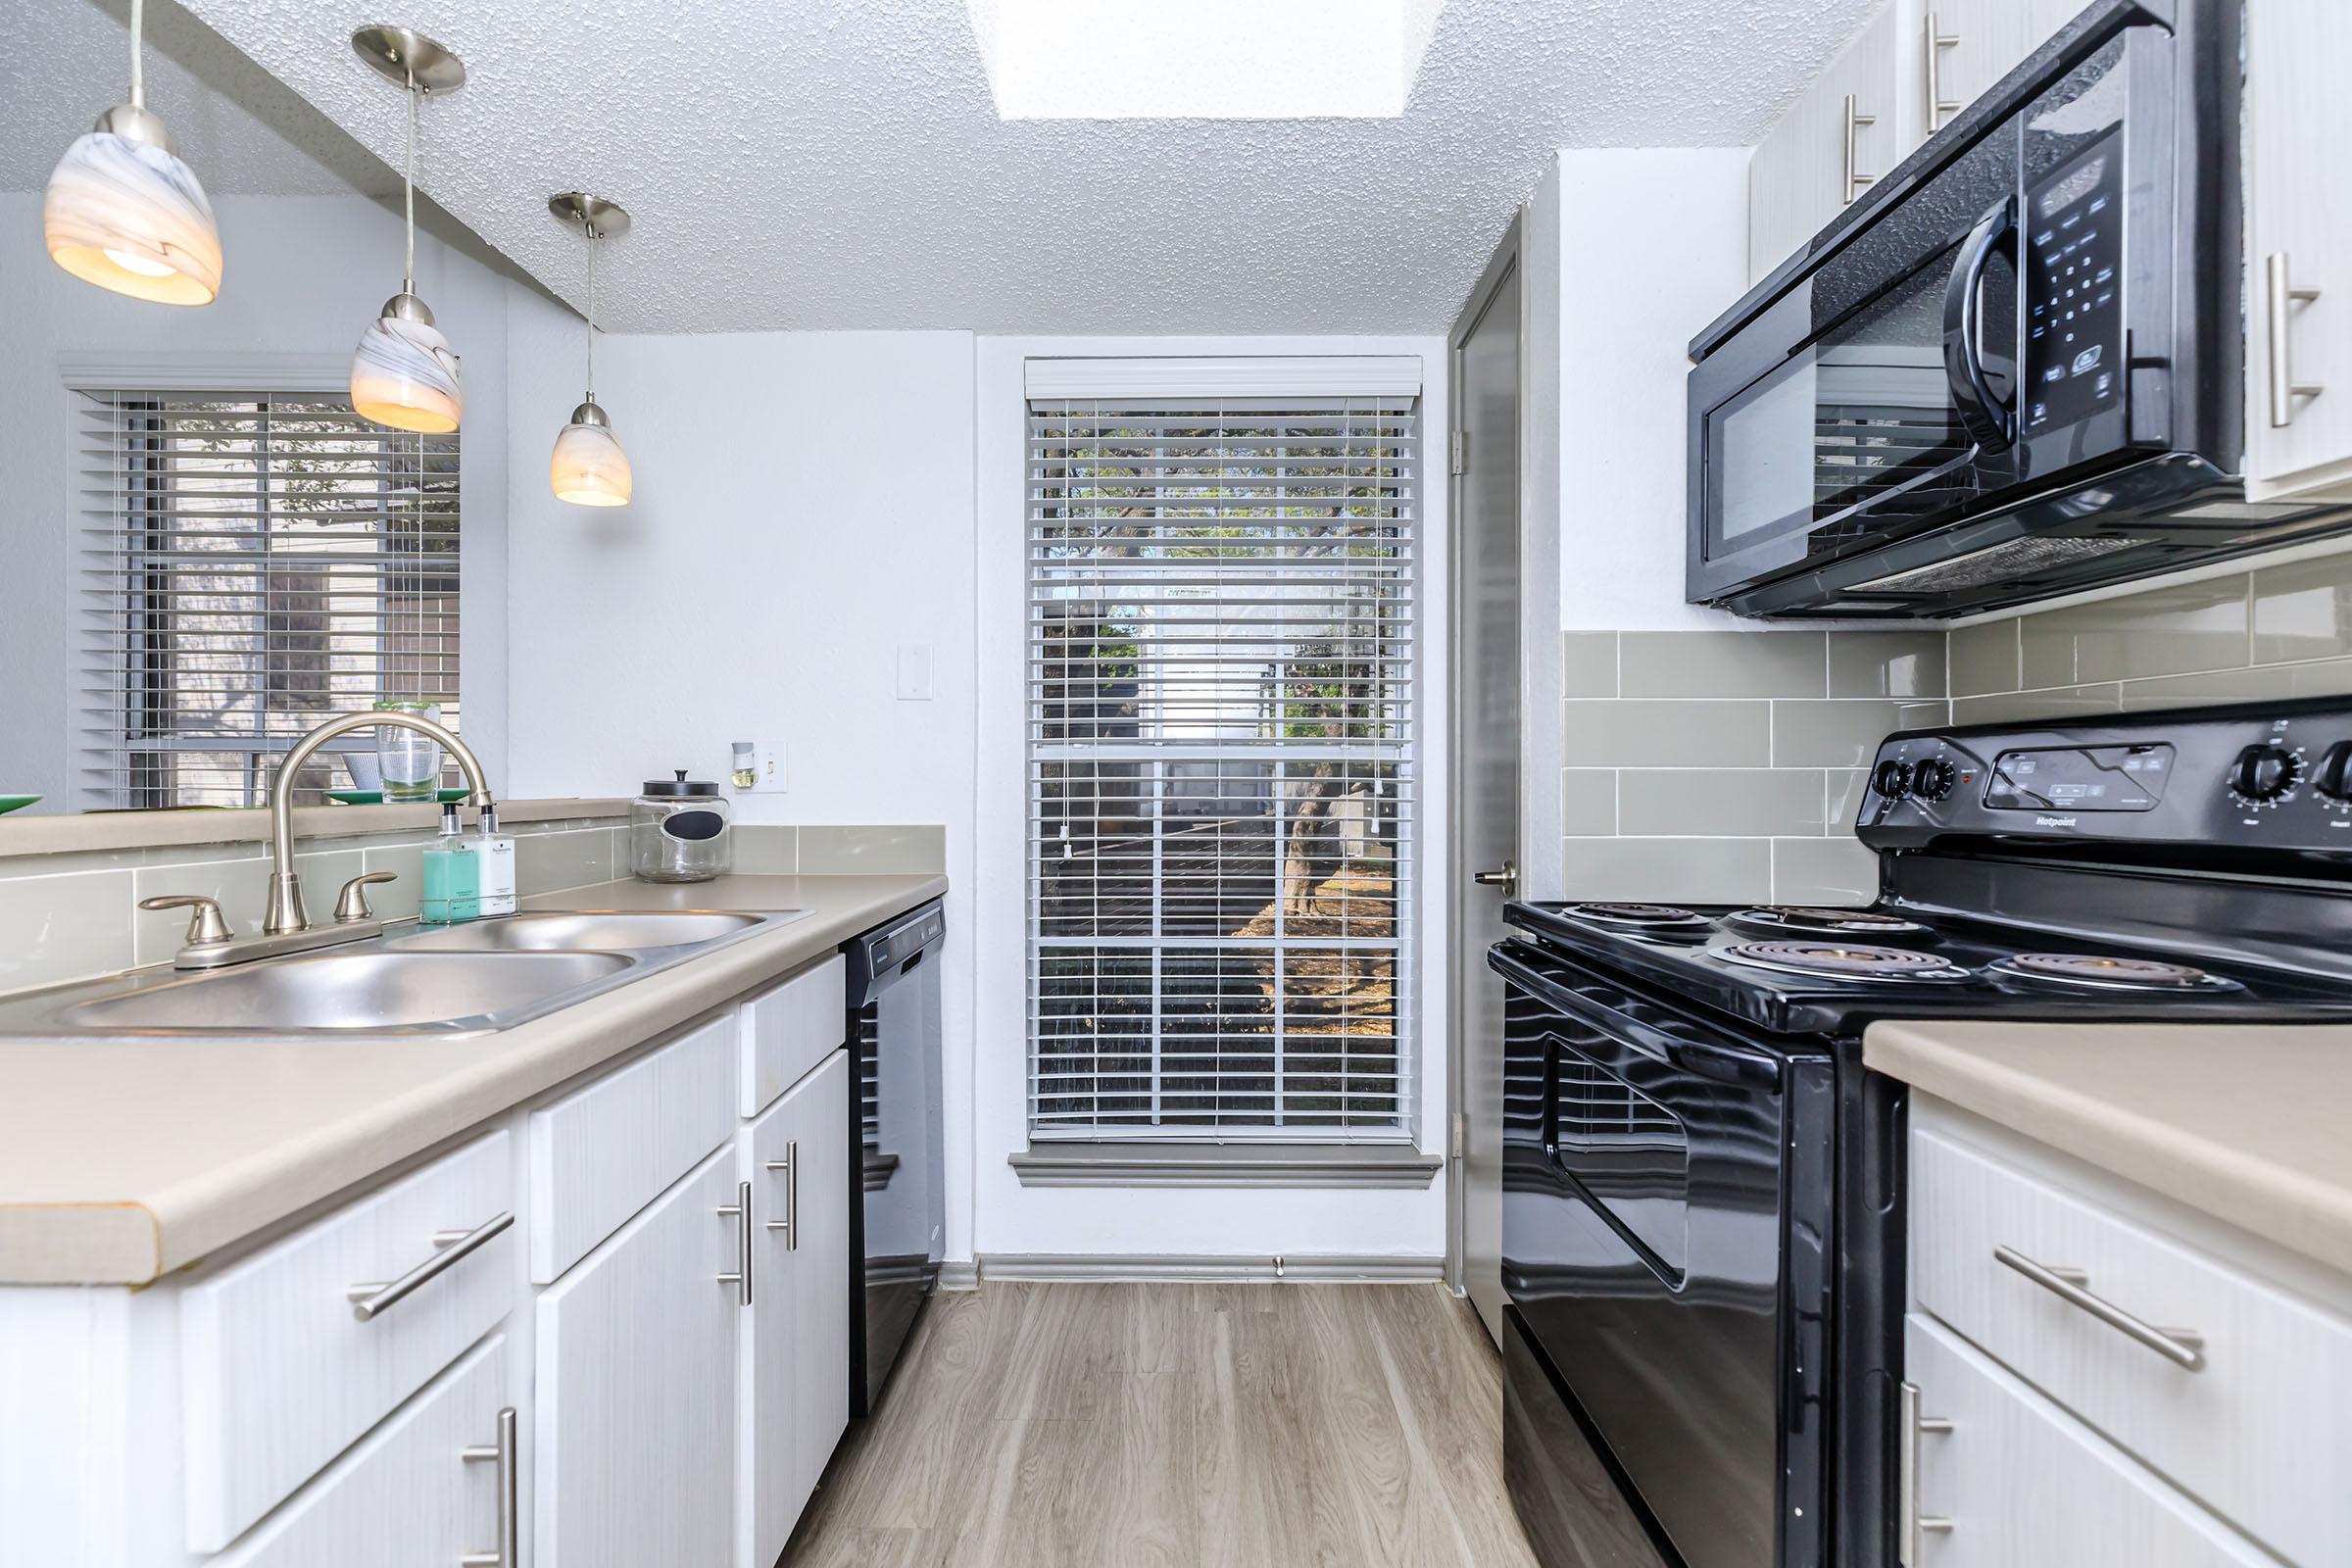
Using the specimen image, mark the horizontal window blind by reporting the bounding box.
[1027,393,1418,1143]
[76,392,461,808]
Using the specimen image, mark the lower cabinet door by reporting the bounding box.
[213,1334,513,1568]
[1903,1314,2278,1568]
[539,1147,742,1568]
[740,1049,852,1568]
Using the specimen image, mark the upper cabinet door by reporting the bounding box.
[1920,0,2084,133]
[1749,4,1901,283]
[2246,0,2352,501]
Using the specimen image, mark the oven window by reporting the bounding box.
[1551,1051,1690,1282]
[1704,237,2010,561]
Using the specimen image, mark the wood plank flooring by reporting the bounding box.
[785,1281,1540,1568]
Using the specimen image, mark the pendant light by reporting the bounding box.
[43,0,222,305]
[547,193,633,508]
[347,26,466,434]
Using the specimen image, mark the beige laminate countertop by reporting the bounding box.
[0,872,945,1286]
[1866,1019,2352,1277]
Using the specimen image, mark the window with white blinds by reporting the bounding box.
[77,391,461,808]
[1027,393,1418,1142]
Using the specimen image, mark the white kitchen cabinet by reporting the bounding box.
[1911,0,2083,135]
[1748,4,1902,282]
[2245,0,2352,502]
[739,955,846,1116]
[212,1335,514,1568]
[738,1049,852,1568]
[537,1146,743,1568]
[1902,1313,2278,1568]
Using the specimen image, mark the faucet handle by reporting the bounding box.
[139,895,234,948]
[334,872,399,925]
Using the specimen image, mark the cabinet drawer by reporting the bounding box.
[1911,1120,2352,1564]
[739,954,845,1115]
[529,1012,735,1283]
[213,1334,513,1568]
[1903,1313,2275,1567]
[180,1131,514,1552]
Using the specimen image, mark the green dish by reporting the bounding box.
[0,795,40,815]
[327,788,471,806]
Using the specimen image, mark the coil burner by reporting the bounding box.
[1563,903,1713,934]
[1729,906,1930,938]
[1989,953,2240,992]
[1717,941,1971,984]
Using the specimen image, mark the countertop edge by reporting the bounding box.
[0,872,945,1286]
[1865,1020,2352,1279]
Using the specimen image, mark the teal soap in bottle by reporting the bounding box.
[420,803,481,924]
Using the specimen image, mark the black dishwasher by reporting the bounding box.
[843,899,945,1415]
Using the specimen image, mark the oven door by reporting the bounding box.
[1491,940,1833,1568]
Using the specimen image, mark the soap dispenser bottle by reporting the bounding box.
[474,805,517,916]
[420,804,480,924]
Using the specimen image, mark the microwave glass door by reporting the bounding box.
[1703,239,2017,566]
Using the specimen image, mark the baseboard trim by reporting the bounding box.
[937,1259,982,1292]
[973,1252,1445,1284]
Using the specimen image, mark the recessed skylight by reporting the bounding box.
[967,0,1446,120]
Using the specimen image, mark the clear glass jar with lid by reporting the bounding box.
[630,769,733,882]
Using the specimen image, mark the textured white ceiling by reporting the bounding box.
[166,0,1876,332]
[0,0,396,196]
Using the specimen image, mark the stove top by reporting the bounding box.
[1503,899,2352,1037]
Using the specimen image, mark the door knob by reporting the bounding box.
[1471,861,1517,891]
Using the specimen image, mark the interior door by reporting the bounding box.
[1450,226,1523,1343]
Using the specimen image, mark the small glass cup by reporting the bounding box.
[374,700,443,802]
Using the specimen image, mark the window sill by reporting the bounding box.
[1008,1142,1442,1189]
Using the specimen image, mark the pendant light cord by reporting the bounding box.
[584,221,597,401]
[129,0,144,107]
[403,74,418,294]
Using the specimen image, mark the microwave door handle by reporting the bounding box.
[1944,195,2020,452]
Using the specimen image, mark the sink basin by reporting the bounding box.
[62,951,633,1035]
[394,910,768,954]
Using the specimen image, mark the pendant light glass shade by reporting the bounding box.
[551,403,632,506]
[352,294,463,433]
[43,0,220,307]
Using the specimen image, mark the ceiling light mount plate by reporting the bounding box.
[548,193,630,240]
[351,26,467,94]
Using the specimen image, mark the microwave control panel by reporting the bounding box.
[2023,134,2125,436]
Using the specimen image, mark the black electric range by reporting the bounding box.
[1491,698,2352,1568]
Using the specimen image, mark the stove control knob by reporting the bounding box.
[1873,759,1914,800]
[1911,758,1958,802]
[2315,741,2352,802]
[2229,743,2301,803]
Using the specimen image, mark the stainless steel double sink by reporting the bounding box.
[0,909,808,1041]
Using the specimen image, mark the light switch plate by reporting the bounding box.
[743,743,787,793]
[896,643,934,702]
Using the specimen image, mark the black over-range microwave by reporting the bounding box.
[1688,0,2352,619]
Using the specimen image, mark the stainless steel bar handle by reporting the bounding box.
[1923,13,1961,134]
[1843,93,1879,205]
[459,1405,517,1567]
[1993,1245,2205,1369]
[347,1210,513,1321]
[1897,1380,1954,1565]
[715,1182,753,1304]
[763,1151,795,1247]
[2268,251,2325,427]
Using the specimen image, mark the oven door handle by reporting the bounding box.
[1944,193,2020,453]
[1488,945,1784,1091]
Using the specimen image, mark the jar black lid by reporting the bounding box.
[641,768,719,798]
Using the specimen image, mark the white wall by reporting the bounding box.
[0,191,516,808]
[970,333,1452,1265]
[503,324,983,1258]
[1544,149,1752,634]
